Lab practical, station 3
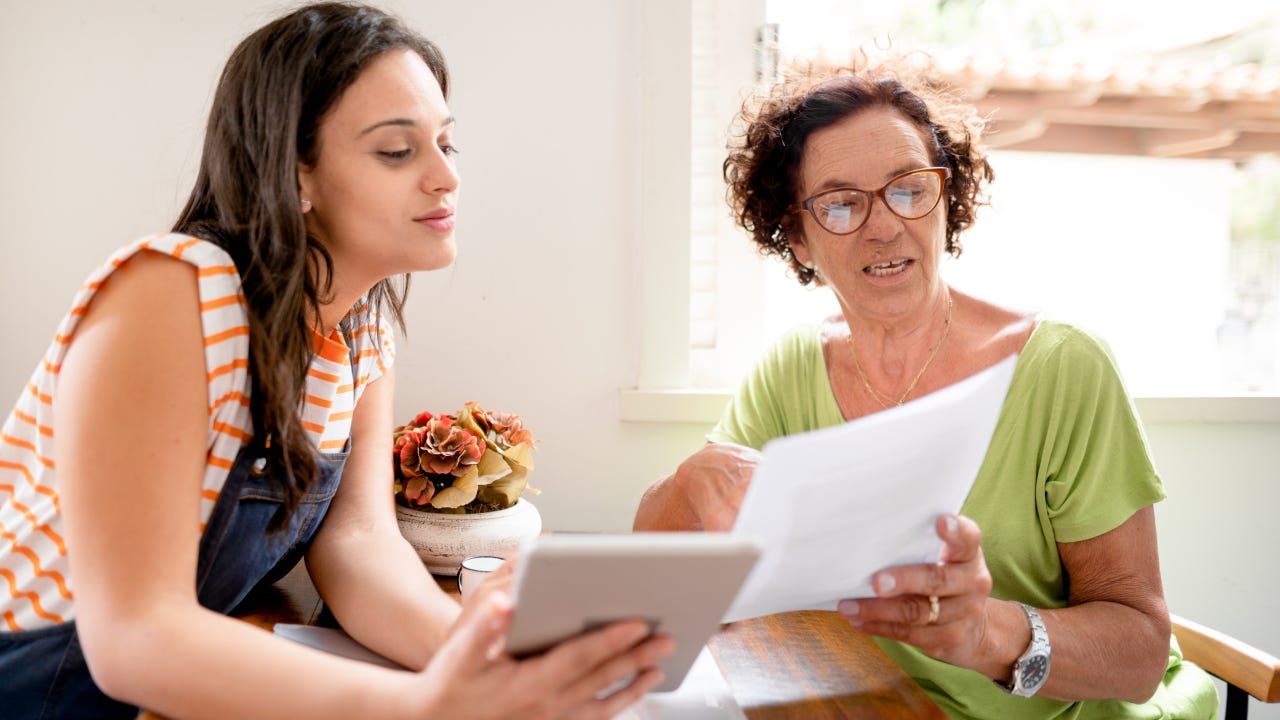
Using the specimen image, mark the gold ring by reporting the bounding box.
[927,595,940,624]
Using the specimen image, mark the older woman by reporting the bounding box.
[634,61,1217,719]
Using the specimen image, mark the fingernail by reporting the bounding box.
[944,515,958,535]
[485,634,505,661]
[626,622,651,643]
[876,574,895,594]
[838,599,859,616]
[488,592,511,633]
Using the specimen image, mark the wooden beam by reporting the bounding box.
[984,116,1050,148]
[1143,127,1241,157]
[987,124,1146,155]
[1179,131,1280,159]
[796,58,1280,160]
[1066,94,1211,116]
[1206,98,1280,122]
[988,123,1280,159]
[970,91,1106,121]
[973,93,1280,133]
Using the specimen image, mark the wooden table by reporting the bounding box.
[144,563,944,719]
[709,610,946,719]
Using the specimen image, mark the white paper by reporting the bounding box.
[273,624,406,670]
[723,355,1017,622]
[614,646,746,719]
[275,626,745,718]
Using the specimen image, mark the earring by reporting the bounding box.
[300,198,312,213]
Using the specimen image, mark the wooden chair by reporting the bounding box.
[1172,615,1280,720]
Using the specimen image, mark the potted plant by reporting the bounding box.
[392,402,542,575]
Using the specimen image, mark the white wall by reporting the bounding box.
[1149,419,1280,719]
[2,3,1277,716]
[0,0,696,534]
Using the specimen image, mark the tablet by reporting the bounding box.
[505,532,761,692]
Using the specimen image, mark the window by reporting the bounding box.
[624,0,1278,424]
[682,0,1280,396]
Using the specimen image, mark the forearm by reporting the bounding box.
[633,473,698,531]
[976,597,1170,703]
[308,520,460,670]
[635,443,758,531]
[1038,599,1169,702]
[1032,506,1171,702]
[90,603,418,720]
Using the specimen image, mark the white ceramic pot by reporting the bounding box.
[395,498,542,576]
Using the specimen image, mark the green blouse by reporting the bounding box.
[709,319,1217,720]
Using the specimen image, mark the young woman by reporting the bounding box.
[0,4,671,718]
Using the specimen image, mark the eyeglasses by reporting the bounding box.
[788,167,951,235]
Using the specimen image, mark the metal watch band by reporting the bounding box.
[994,601,1051,697]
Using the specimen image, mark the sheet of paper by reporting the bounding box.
[615,646,745,720]
[723,355,1017,622]
[274,624,406,670]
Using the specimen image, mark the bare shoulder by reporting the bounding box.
[78,250,202,336]
[96,249,200,302]
[63,250,206,397]
[950,289,1038,361]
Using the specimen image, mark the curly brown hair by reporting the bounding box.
[723,56,993,285]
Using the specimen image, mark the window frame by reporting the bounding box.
[622,0,1280,424]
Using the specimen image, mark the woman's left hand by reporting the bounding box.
[837,514,995,668]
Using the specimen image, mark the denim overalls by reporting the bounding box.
[1,423,349,719]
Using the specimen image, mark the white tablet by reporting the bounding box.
[505,532,761,692]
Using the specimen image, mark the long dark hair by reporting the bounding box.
[173,2,449,526]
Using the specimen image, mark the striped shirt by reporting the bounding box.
[0,233,395,632]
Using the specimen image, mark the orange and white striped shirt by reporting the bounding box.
[0,233,395,632]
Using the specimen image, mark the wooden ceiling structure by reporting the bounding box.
[935,58,1280,162]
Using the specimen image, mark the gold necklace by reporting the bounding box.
[847,296,953,408]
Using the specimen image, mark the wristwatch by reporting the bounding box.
[994,601,1051,697]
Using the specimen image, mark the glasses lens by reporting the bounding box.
[814,190,869,233]
[884,171,942,219]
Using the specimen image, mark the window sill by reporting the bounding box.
[619,389,1280,425]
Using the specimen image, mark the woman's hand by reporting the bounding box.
[836,514,997,669]
[837,509,1172,701]
[418,591,676,720]
[634,443,761,531]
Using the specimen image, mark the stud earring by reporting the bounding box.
[301,198,312,213]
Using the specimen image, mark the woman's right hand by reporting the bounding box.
[415,590,675,720]
[634,442,761,531]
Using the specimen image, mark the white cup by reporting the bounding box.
[458,555,506,603]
